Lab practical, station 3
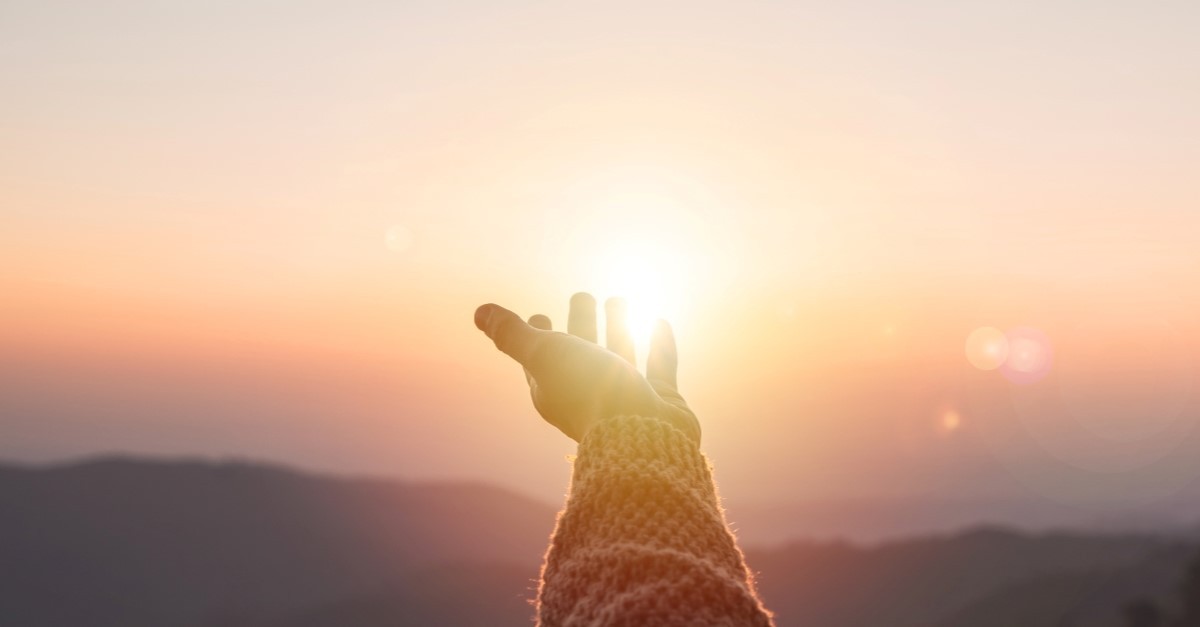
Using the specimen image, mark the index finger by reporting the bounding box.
[475,303,547,368]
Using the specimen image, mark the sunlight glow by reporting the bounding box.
[941,410,962,434]
[547,164,740,367]
[999,327,1054,384]
[384,224,413,253]
[554,170,729,362]
[592,239,685,362]
[965,326,1009,370]
[966,325,1053,384]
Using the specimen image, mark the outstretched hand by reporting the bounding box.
[475,292,700,445]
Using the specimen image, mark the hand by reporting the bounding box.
[475,292,700,445]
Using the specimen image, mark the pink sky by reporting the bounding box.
[3,0,1200,512]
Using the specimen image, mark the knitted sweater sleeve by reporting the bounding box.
[535,414,775,627]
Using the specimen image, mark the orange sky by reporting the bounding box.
[3,0,1200,511]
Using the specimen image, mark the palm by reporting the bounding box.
[475,293,700,444]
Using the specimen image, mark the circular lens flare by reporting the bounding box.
[965,327,1009,370]
[1000,326,1053,384]
[941,410,962,434]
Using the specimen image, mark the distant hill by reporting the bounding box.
[936,542,1195,627]
[725,495,1200,546]
[0,457,555,627]
[725,497,1093,545]
[1,457,1195,627]
[748,528,1192,627]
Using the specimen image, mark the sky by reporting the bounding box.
[3,0,1200,516]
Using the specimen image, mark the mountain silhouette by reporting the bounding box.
[0,457,554,627]
[748,527,1190,627]
[1,457,1195,626]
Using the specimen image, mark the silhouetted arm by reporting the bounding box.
[536,414,773,626]
[474,293,773,626]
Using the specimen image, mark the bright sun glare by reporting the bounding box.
[591,238,690,364]
[555,166,737,365]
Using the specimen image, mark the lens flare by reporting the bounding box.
[965,326,1009,370]
[588,236,693,366]
[941,410,962,434]
[999,326,1053,384]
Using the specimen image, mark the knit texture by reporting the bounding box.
[536,415,775,627]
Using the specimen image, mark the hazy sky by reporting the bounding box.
[3,0,1200,512]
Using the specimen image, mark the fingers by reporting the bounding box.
[567,292,597,343]
[524,315,552,386]
[605,297,636,365]
[646,319,678,388]
[474,303,545,368]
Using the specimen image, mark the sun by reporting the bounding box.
[552,168,736,364]
[590,237,690,365]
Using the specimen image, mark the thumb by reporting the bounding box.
[475,303,544,368]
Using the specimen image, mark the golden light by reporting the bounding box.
[940,410,962,434]
[384,224,413,253]
[548,164,740,365]
[591,237,688,365]
[965,326,1009,370]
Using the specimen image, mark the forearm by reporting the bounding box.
[536,414,774,626]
